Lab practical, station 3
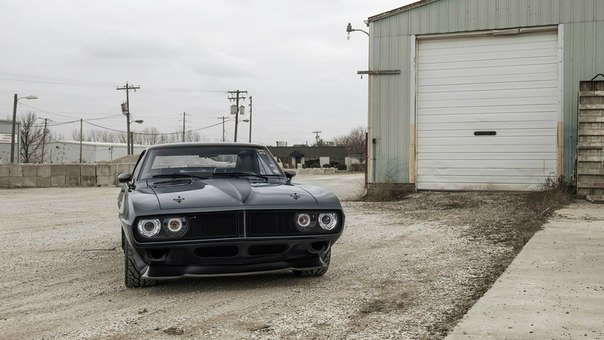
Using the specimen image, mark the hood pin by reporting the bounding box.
[173,196,185,203]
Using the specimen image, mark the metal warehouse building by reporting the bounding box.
[367,0,604,191]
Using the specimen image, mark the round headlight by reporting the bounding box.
[318,213,338,231]
[295,213,312,229]
[166,218,184,233]
[137,219,161,238]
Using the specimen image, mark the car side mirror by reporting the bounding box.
[284,170,296,180]
[118,173,132,183]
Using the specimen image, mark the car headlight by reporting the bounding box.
[137,219,161,238]
[165,217,187,235]
[318,213,338,231]
[295,213,314,231]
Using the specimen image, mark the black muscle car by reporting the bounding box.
[117,143,345,288]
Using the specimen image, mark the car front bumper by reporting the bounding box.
[131,235,338,279]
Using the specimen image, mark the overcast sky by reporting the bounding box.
[0,0,413,145]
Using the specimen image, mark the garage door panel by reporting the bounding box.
[416,31,559,191]
[418,88,558,102]
[417,174,553,184]
[417,152,556,161]
[417,120,557,131]
[417,110,558,121]
[419,96,558,109]
[416,176,553,189]
[419,64,556,80]
[418,80,558,94]
[419,35,556,53]
[418,166,556,176]
[420,44,557,59]
[419,54,558,71]
[417,144,556,154]
[418,136,555,146]
[417,159,557,170]
[417,182,547,191]
[418,72,557,87]
[415,129,556,138]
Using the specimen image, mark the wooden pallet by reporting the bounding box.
[577,80,604,199]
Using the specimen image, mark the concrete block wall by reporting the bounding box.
[0,163,341,189]
[296,168,337,175]
[0,163,135,189]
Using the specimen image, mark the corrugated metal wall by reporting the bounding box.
[369,0,604,184]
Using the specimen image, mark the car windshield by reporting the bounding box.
[139,145,284,180]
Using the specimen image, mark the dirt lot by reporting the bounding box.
[0,174,568,339]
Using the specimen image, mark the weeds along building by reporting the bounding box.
[366,0,604,191]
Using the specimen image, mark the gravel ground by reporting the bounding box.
[0,174,566,339]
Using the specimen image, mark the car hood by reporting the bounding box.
[149,178,318,210]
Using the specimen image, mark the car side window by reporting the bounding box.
[256,150,282,175]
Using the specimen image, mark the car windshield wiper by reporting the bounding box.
[212,172,269,181]
[151,173,209,180]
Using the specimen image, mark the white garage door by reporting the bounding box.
[416,30,560,191]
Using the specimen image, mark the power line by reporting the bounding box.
[18,102,121,120]
[0,71,226,92]
[30,119,80,128]
[0,72,114,87]
[83,119,229,136]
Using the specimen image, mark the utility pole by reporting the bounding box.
[312,130,322,145]
[228,90,247,142]
[181,112,190,142]
[217,116,228,142]
[10,94,17,163]
[116,82,140,155]
[41,118,48,163]
[79,118,83,163]
[248,96,253,143]
[10,93,38,163]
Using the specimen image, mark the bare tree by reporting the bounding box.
[335,126,367,164]
[70,128,80,141]
[65,126,209,147]
[70,128,126,143]
[134,127,169,145]
[20,112,45,163]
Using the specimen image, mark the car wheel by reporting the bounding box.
[124,242,157,288]
[294,248,331,277]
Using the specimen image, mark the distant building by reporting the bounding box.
[0,119,20,164]
[46,141,146,164]
[268,145,348,169]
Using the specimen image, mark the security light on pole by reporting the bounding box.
[10,94,38,163]
[346,22,369,40]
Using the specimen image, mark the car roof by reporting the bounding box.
[145,142,267,150]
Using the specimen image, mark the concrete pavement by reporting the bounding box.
[448,200,604,339]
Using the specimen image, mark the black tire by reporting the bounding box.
[294,248,331,277]
[124,242,157,288]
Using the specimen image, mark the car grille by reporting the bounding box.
[185,212,242,239]
[170,210,339,241]
[246,211,299,237]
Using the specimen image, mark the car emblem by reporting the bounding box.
[173,196,185,203]
[290,193,302,200]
